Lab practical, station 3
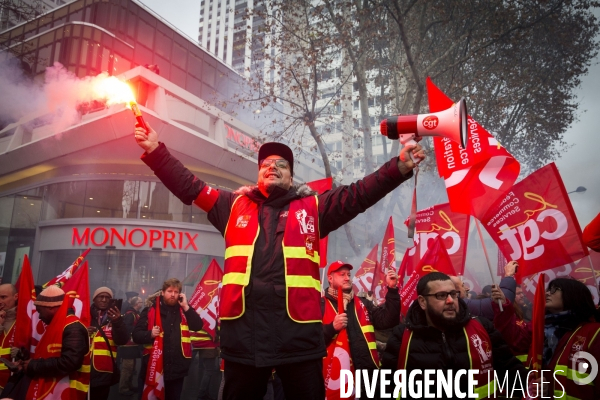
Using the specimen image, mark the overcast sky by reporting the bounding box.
[139,0,600,229]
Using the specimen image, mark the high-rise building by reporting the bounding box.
[0,0,68,32]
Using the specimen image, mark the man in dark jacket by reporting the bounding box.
[88,287,129,400]
[134,124,423,400]
[382,272,526,399]
[118,295,143,395]
[133,278,203,400]
[322,260,399,396]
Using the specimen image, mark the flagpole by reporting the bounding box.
[474,218,504,312]
[588,254,600,296]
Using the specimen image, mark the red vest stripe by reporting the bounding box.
[551,322,600,400]
[0,322,15,389]
[91,325,117,373]
[142,305,192,358]
[323,297,380,367]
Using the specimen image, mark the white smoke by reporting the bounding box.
[0,59,122,134]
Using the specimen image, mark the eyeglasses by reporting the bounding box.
[546,286,561,295]
[260,159,289,169]
[422,290,460,301]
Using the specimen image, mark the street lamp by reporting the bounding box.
[567,186,587,194]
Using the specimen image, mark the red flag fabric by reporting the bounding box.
[188,259,223,340]
[371,217,395,304]
[26,295,72,400]
[527,273,546,373]
[400,236,456,313]
[323,289,354,400]
[404,203,470,275]
[427,78,521,219]
[351,244,378,294]
[14,255,36,350]
[308,177,333,267]
[481,163,588,283]
[62,261,91,327]
[497,247,508,278]
[569,251,600,303]
[143,300,165,400]
[461,268,483,295]
[43,248,91,288]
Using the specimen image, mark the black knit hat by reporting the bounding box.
[258,142,294,176]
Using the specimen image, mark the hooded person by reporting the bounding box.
[88,286,129,400]
[382,272,526,399]
[14,285,90,400]
[134,122,424,400]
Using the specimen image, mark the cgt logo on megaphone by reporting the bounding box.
[422,115,439,130]
[572,351,598,385]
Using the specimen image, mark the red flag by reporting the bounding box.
[351,244,378,294]
[481,163,588,283]
[143,300,165,400]
[26,294,72,400]
[43,248,91,288]
[427,78,521,219]
[568,251,600,303]
[400,236,456,313]
[323,288,354,400]
[497,247,508,278]
[188,259,223,340]
[14,255,37,350]
[404,203,470,275]
[527,273,546,373]
[308,177,333,267]
[460,268,483,295]
[62,260,91,327]
[371,217,395,304]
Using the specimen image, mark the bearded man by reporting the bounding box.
[381,272,526,399]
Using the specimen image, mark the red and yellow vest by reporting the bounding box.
[221,195,322,322]
[398,319,496,399]
[190,330,218,350]
[91,324,118,373]
[323,296,380,367]
[142,304,192,358]
[0,321,16,390]
[551,322,600,400]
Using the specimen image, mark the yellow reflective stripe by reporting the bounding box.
[224,245,253,259]
[182,337,191,343]
[93,350,113,357]
[286,275,320,291]
[282,246,320,264]
[0,348,9,356]
[361,325,375,334]
[70,380,89,391]
[0,364,7,371]
[516,354,528,362]
[555,364,594,386]
[79,364,91,373]
[473,379,496,399]
[367,341,377,350]
[222,272,248,286]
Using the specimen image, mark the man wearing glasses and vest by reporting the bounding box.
[322,261,400,397]
[382,272,526,399]
[134,123,424,400]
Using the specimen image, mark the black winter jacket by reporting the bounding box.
[322,288,400,370]
[26,311,89,378]
[119,307,141,359]
[382,299,526,399]
[89,305,129,388]
[132,297,203,381]
[142,143,413,367]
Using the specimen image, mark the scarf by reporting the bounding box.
[326,287,353,311]
[543,311,580,366]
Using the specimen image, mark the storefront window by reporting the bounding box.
[83,180,140,219]
[42,181,86,220]
[139,181,189,222]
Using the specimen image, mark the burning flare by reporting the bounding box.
[93,76,148,131]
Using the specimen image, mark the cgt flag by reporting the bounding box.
[404,203,470,275]
[482,163,588,283]
[308,177,334,267]
[188,259,223,340]
[62,260,91,328]
[14,255,37,351]
[43,248,91,288]
[352,244,378,295]
[371,217,395,304]
[427,78,520,219]
[143,299,165,400]
[400,236,456,313]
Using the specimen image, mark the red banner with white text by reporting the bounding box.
[188,259,223,340]
[371,217,395,304]
[481,163,588,283]
[404,203,470,275]
[427,78,520,219]
[351,244,378,295]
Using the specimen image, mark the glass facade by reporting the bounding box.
[0,178,213,286]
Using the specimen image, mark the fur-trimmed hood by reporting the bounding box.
[233,183,317,198]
